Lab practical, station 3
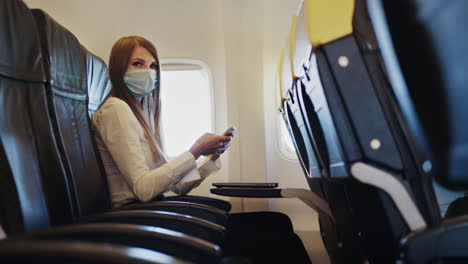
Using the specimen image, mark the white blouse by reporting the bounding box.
[92,97,221,207]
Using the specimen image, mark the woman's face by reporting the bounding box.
[127,45,158,72]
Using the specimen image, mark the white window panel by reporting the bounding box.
[160,60,213,157]
[278,115,298,160]
[275,61,298,160]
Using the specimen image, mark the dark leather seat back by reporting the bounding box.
[362,1,468,262]
[372,0,468,189]
[31,9,112,218]
[0,0,73,234]
[299,34,409,264]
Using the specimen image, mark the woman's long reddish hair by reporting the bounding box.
[107,36,163,161]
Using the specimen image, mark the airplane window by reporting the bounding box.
[275,64,297,160]
[278,115,298,160]
[160,60,213,157]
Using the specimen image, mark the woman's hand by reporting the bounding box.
[189,133,231,160]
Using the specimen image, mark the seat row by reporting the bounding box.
[278,0,468,263]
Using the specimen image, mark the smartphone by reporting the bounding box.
[223,126,236,137]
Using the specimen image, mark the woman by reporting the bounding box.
[92,36,231,207]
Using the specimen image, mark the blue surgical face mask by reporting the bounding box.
[124,69,159,98]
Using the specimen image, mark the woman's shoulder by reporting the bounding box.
[93,97,134,124]
[102,97,131,110]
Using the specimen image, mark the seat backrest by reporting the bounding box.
[363,0,468,262]
[280,10,349,262]
[0,0,74,233]
[289,3,367,263]
[352,0,441,223]
[369,0,468,190]
[31,9,113,219]
[353,0,442,224]
[282,15,322,182]
[294,2,351,180]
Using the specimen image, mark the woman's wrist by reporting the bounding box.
[189,147,201,160]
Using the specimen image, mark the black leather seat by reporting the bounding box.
[30,8,229,227]
[32,6,228,226]
[0,0,69,233]
[367,0,468,262]
[0,240,189,264]
[0,0,221,263]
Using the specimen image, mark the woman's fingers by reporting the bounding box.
[191,132,234,158]
[219,135,232,141]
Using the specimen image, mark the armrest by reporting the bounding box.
[116,201,229,226]
[78,210,226,245]
[401,215,468,263]
[210,187,283,198]
[14,223,220,263]
[211,185,334,221]
[165,195,231,212]
[0,240,188,264]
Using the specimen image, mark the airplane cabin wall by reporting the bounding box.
[23,0,319,233]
